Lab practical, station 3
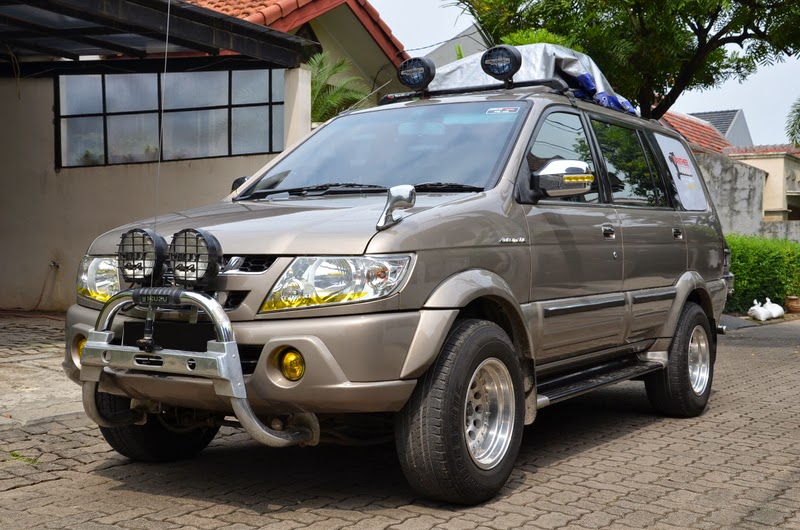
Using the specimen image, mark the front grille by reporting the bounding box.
[223,291,249,310]
[237,255,277,273]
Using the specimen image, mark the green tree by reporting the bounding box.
[446,0,800,119]
[786,96,800,146]
[309,52,369,123]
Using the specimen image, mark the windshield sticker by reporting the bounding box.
[486,107,520,115]
[668,152,694,179]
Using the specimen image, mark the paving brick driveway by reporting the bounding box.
[1,314,799,529]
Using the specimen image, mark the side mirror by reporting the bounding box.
[231,176,249,192]
[531,160,594,201]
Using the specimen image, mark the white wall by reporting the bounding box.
[1,71,309,311]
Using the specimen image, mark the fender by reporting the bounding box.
[645,270,718,358]
[418,269,538,424]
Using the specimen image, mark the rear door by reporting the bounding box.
[586,116,687,342]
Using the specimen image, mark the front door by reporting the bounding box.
[522,110,624,364]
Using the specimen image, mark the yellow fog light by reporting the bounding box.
[77,337,87,359]
[279,350,305,381]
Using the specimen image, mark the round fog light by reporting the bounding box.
[77,337,87,359]
[280,350,305,381]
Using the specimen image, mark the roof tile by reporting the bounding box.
[660,112,732,154]
[185,0,407,64]
[724,144,800,156]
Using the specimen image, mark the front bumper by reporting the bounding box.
[64,289,457,442]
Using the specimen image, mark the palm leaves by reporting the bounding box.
[309,52,369,123]
[786,97,800,147]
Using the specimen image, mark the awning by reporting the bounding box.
[0,0,321,76]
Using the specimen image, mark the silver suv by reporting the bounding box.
[64,45,732,504]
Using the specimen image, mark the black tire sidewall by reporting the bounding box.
[439,321,525,501]
[670,304,714,412]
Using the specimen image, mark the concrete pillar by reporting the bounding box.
[283,65,311,149]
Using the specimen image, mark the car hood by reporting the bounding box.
[88,194,466,256]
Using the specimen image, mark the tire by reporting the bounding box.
[395,319,524,504]
[645,302,715,417]
[97,393,219,462]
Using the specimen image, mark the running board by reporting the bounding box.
[536,360,664,409]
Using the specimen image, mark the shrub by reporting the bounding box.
[725,234,800,313]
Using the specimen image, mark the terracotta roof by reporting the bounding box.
[660,112,733,154]
[724,144,800,157]
[184,0,408,65]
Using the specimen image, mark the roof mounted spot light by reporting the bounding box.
[397,57,436,91]
[481,45,522,87]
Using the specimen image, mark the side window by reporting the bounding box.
[640,137,670,207]
[590,119,663,207]
[653,133,708,211]
[528,112,598,203]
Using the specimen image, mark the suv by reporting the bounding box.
[64,45,732,505]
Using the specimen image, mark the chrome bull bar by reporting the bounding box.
[79,288,319,447]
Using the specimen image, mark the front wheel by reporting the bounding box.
[395,319,524,504]
[646,302,715,417]
[97,393,219,462]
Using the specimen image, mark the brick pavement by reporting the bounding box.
[1,314,799,529]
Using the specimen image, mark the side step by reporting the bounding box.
[536,359,664,409]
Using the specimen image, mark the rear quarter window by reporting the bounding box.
[653,133,708,211]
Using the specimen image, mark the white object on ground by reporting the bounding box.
[763,298,785,319]
[748,300,771,321]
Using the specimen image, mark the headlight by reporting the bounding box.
[261,254,414,312]
[118,228,167,284]
[169,228,222,286]
[77,256,120,302]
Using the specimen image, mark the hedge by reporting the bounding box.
[725,234,800,313]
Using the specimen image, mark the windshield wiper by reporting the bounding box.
[237,182,387,200]
[414,182,485,192]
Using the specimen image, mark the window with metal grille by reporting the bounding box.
[56,69,285,168]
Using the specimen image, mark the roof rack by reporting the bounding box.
[379,78,569,106]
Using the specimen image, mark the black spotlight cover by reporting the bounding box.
[481,45,523,82]
[398,57,436,91]
[117,228,167,285]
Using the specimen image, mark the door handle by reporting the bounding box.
[602,224,615,240]
[672,228,683,240]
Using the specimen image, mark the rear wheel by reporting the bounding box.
[395,319,524,504]
[646,302,714,417]
[97,393,219,462]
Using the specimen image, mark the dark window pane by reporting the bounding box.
[59,75,102,115]
[272,105,284,152]
[271,69,285,102]
[232,70,269,105]
[640,137,669,207]
[162,72,227,109]
[162,109,228,160]
[106,74,158,113]
[591,120,658,207]
[232,106,269,155]
[529,112,598,202]
[61,116,104,166]
[107,114,159,163]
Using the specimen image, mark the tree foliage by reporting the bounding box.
[446,0,800,119]
[309,52,369,123]
[786,96,800,147]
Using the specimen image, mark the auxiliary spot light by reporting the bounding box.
[481,45,522,83]
[397,57,436,91]
[168,228,223,286]
[117,228,167,285]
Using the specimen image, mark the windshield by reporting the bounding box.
[240,101,529,198]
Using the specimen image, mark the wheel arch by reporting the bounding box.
[423,269,533,364]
